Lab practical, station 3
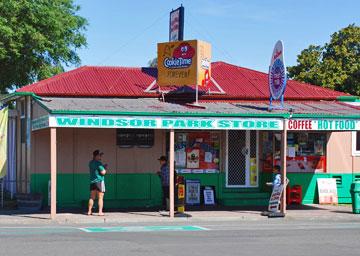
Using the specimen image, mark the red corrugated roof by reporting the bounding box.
[17,61,347,100]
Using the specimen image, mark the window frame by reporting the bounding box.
[351,131,360,156]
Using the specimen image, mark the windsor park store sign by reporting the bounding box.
[32,115,360,131]
[47,116,283,130]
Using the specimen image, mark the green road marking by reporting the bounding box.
[80,225,209,233]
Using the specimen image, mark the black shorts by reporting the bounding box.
[90,181,106,193]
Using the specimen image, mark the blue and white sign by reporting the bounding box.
[269,40,287,101]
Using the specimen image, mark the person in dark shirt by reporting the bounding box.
[158,155,169,210]
[88,150,107,216]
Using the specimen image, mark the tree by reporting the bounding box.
[148,57,157,68]
[288,24,360,95]
[0,0,87,93]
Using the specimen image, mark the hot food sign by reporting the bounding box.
[157,40,211,86]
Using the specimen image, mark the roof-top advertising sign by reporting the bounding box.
[269,40,287,100]
[169,6,184,42]
[157,40,211,86]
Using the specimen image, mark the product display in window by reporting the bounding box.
[262,132,327,173]
[175,132,221,173]
[286,133,327,173]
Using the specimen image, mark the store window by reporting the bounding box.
[352,131,360,156]
[287,132,326,173]
[116,129,154,148]
[174,131,221,174]
[263,132,327,173]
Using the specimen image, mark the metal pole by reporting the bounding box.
[169,129,175,218]
[50,128,57,219]
[16,100,21,193]
[26,96,31,193]
[195,84,199,106]
[280,119,288,214]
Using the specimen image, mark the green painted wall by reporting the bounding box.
[30,172,359,209]
[288,173,360,204]
[30,173,163,208]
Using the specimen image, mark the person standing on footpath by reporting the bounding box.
[158,155,169,210]
[88,150,107,216]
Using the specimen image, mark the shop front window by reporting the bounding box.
[285,132,327,173]
[174,131,221,174]
[262,132,327,173]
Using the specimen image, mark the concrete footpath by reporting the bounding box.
[0,204,359,225]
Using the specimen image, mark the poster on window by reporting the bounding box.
[277,156,326,173]
[175,151,186,168]
[186,179,200,205]
[186,149,200,168]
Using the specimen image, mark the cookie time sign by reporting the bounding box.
[157,40,211,86]
[288,119,360,131]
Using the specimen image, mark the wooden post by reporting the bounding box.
[169,129,175,218]
[50,128,57,219]
[280,119,288,214]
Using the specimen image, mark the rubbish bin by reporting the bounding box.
[350,182,360,214]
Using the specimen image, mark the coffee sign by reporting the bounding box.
[157,40,211,86]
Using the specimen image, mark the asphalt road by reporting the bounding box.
[0,220,360,256]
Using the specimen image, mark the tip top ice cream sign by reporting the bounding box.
[269,40,287,102]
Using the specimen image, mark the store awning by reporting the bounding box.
[31,97,360,131]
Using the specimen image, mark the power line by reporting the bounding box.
[97,10,168,65]
[186,10,236,63]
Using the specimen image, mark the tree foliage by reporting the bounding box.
[288,24,360,95]
[148,57,157,67]
[0,0,87,93]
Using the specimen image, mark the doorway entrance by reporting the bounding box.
[226,130,258,188]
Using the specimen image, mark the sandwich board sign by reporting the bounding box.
[268,184,284,212]
[185,179,200,205]
[317,178,338,205]
[203,187,215,205]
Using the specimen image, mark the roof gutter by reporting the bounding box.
[46,109,360,119]
[0,92,43,104]
[336,96,360,102]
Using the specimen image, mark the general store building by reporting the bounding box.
[3,61,360,217]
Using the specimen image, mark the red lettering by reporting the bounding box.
[288,120,313,130]
[288,120,293,129]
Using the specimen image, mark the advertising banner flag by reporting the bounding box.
[0,105,8,178]
[157,40,211,86]
[269,40,287,101]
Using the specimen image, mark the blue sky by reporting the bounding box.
[74,0,360,73]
